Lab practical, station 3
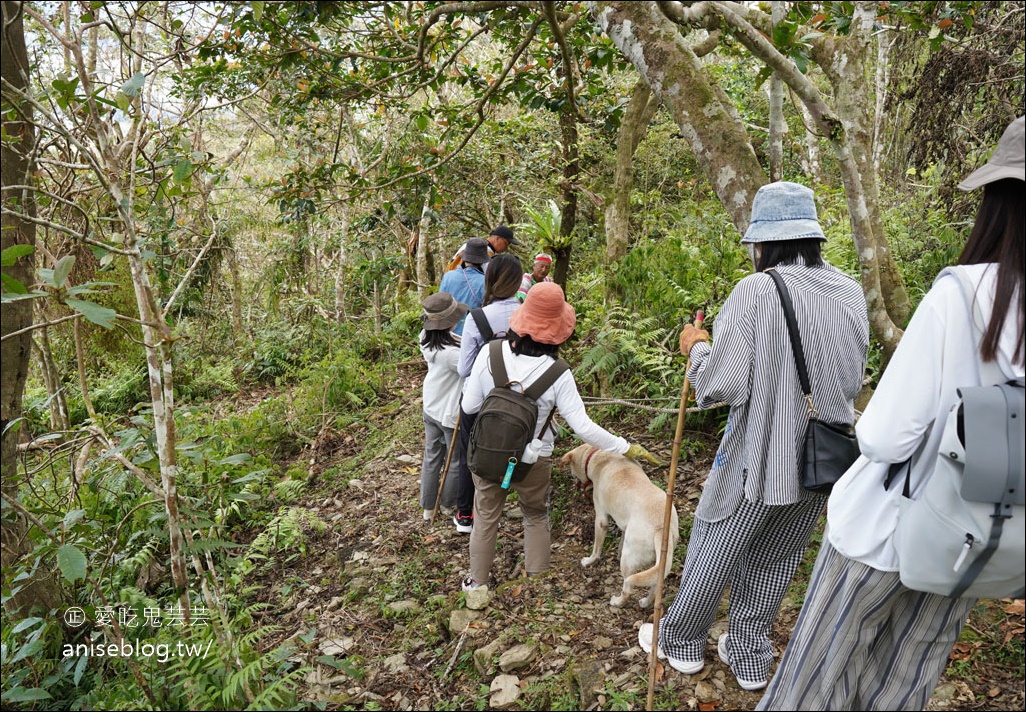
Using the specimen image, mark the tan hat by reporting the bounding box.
[958,116,1025,191]
[509,282,576,345]
[421,292,468,331]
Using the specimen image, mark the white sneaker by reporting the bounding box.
[461,576,481,592]
[423,509,433,521]
[637,623,704,674]
[717,633,767,691]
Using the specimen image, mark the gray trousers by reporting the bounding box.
[659,496,826,683]
[756,539,975,711]
[469,457,552,584]
[420,413,459,511]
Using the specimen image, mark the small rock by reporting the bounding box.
[319,637,354,656]
[464,585,493,610]
[498,643,537,673]
[592,635,613,650]
[506,506,523,520]
[383,653,408,673]
[474,638,503,676]
[396,454,419,465]
[326,596,345,611]
[448,608,481,636]
[570,660,605,710]
[695,680,719,703]
[489,674,521,708]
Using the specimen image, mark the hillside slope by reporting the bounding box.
[244,364,1024,711]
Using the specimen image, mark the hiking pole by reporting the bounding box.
[647,310,704,712]
[430,410,461,526]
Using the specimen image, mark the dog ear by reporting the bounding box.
[558,452,571,466]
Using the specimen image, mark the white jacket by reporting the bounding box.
[420,330,462,429]
[827,264,1024,571]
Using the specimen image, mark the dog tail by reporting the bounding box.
[624,523,679,590]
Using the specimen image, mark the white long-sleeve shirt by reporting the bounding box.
[457,296,520,378]
[827,264,1024,571]
[462,340,629,458]
[420,330,462,429]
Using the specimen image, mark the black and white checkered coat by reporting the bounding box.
[687,262,869,522]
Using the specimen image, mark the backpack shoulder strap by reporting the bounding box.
[523,358,571,401]
[487,339,509,388]
[470,308,494,341]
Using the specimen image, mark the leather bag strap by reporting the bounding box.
[767,269,815,410]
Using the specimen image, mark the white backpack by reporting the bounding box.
[892,269,1025,598]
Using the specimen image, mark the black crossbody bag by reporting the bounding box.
[767,269,859,494]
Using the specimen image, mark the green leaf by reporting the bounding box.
[1,272,29,295]
[56,544,87,583]
[218,453,253,466]
[39,267,56,287]
[53,255,76,288]
[63,509,86,529]
[120,72,146,98]
[252,1,264,22]
[64,298,117,328]
[1,243,34,266]
[173,158,193,184]
[73,653,89,686]
[10,616,43,634]
[2,687,53,703]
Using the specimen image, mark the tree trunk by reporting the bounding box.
[594,1,907,359]
[334,218,349,321]
[768,2,786,183]
[810,3,911,331]
[416,194,433,301]
[800,102,823,182]
[34,327,70,432]
[552,76,579,288]
[1,0,61,617]
[228,243,244,341]
[591,2,767,234]
[605,79,658,266]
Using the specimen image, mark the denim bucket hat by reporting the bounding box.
[741,181,826,244]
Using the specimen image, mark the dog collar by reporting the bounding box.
[583,447,599,482]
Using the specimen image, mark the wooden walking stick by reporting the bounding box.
[646,311,704,711]
[429,410,461,525]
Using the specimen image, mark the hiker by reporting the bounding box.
[639,182,869,691]
[757,117,1025,711]
[459,282,658,591]
[445,225,518,272]
[451,254,524,534]
[438,237,489,336]
[417,292,467,522]
[516,253,553,302]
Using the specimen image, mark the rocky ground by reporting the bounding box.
[243,367,1024,711]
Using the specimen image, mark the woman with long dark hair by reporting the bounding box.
[416,292,467,521]
[758,117,1024,711]
[450,253,526,534]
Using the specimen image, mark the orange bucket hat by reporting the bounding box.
[509,282,576,345]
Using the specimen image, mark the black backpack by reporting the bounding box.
[467,340,569,488]
[470,308,500,342]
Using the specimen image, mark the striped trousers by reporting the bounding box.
[659,496,826,683]
[756,539,975,711]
